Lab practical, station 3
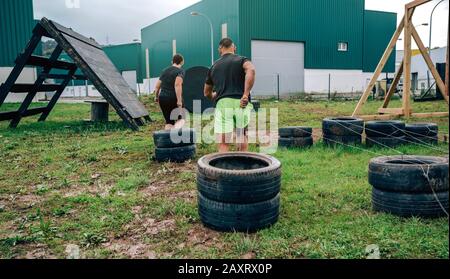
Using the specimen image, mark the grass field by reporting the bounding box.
[0,97,448,259]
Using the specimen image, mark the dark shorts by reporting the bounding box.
[159,93,184,125]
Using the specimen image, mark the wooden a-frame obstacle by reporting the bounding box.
[0,18,151,130]
[352,0,449,121]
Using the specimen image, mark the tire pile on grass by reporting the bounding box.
[405,123,439,145]
[197,152,281,232]
[365,120,406,148]
[153,129,196,163]
[322,117,364,147]
[278,127,313,149]
[369,155,449,218]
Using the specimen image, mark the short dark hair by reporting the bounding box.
[172,54,184,65]
[219,38,234,49]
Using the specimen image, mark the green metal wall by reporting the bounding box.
[363,10,397,72]
[104,43,143,82]
[0,0,35,67]
[239,0,365,70]
[140,0,240,78]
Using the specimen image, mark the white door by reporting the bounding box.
[122,70,138,92]
[251,40,305,97]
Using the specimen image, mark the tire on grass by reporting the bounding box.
[279,127,313,138]
[366,136,406,148]
[323,134,362,147]
[197,152,281,203]
[279,137,314,148]
[372,188,449,218]
[365,121,405,138]
[322,117,364,136]
[405,123,438,137]
[198,193,280,232]
[369,155,449,193]
[153,128,196,148]
[155,144,196,163]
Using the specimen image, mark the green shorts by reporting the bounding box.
[214,98,254,134]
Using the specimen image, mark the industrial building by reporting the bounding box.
[141,0,397,97]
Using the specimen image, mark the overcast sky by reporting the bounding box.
[34,0,448,49]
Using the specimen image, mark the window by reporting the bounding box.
[338,42,348,52]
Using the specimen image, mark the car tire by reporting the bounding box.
[323,117,364,136]
[155,144,196,163]
[372,188,449,218]
[198,193,280,232]
[366,136,406,148]
[279,137,314,148]
[279,127,313,138]
[153,129,196,148]
[369,156,449,193]
[365,121,405,138]
[197,152,282,204]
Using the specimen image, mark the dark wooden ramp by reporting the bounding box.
[183,66,214,113]
[0,18,150,130]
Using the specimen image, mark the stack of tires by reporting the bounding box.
[322,117,364,147]
[278,127,313,148]
[405,123,439,145]
[369,155,449,218]
[197,152,281,232]
[251,100,261,112]
[153,128,196,163]
[365,121,406,148]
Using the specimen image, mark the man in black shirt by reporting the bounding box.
[204,38,256,153]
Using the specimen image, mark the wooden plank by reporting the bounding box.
[352,16,405,116]
[411,26,449,104]
[406,0,431,9]
[411,112,449,118]
[27,55,76,70]
[358,114,403,121]
[44,18,103,49]
[382,60,404,108]
[378,108,405,114]
[403,11,412,118]
[41,73,88,80]
[10,84,63,93]
[0,24,44,106]
[0,107,47,121]
[445,26,449,98]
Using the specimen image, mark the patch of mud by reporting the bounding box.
[103,240,157,259]
[184,225,223,250]
[15,243,56,259]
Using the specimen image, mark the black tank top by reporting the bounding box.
[159,66,185,98]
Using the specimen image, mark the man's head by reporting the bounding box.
[218,38,236,56]
[172,54,184,66]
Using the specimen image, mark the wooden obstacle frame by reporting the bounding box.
[352,0,449,121]
[0,18,151,130]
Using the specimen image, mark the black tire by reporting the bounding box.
[406,135,439,145]
[153,129,196,148]
[155,144,196,163]
[369,156,449,193]
[323,134,362,147]
[279,137,314,148]
[197,152,281,203]
[279,127,313,137]
[198,193,280,232]
[405,123,438,137]
[365,121,405,137]
[372,188,449,218]
[322,117,364,136]
[366,136,406,148]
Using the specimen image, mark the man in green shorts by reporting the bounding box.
[204,38,256,153]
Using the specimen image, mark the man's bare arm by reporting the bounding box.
[175,76,183,107]
[241,61,256,108]
[204,83,215,100]
[154,80,162,102]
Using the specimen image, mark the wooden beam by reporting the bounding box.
[378,108,405,115]
[403,12,413,118]
[9,84,63,93]
[27,55,77,70]
[411,112,449,118]
[406,0,432,9]
[352,16,406,116]
[382,60,404,108]
[358,114,403,121]
[411,25,449,104]
[0,107,47,121]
